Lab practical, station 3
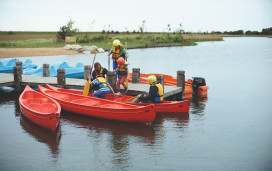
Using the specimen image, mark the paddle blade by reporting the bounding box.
[126,78,128,88]
[83,81,90,96]
[125,96,137,103]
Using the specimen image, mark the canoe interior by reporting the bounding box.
[21,91,59,114]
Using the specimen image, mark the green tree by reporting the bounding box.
[175,23,184,42]
[57,19,79,42]
[262,27,272,35]
[139,20,146,36]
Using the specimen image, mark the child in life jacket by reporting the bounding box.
[108,39,128,71]
[115,57,129,94]
[88,75,115,99]
[131,75,163,103]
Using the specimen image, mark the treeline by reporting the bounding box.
[209,27,272,35]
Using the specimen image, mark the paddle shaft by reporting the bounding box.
[125,42,128,61]
[90,52,97,76]
[107,43,111,70]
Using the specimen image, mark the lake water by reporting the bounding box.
[1,37,272,171]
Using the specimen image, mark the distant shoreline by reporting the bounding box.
[0,33,270,58]
[0,48,81,58]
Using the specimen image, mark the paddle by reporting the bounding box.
[125,96,138,103]
[125,42,129,88]
[107,43,111,70]
[83,51,97,96]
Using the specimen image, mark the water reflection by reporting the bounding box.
[153,112,190,126]
[0,88,21,116]
[0,87,16,105]
[61,112,156,170]
[61,111,156,144]
[20,115,61,159]
[188,96,208,120]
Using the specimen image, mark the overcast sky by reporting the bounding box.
[0,0,271,32]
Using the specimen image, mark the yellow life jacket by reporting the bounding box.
[155,83,163,102]
[112,47,120,62]
[117,62,128,75]
[97,77,107,87]
[96,67,104,77]
[117,62,128,72]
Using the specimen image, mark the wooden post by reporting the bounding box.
[177,70,185,99]
[16,62,23,74]
[156,75,164,93]
[107,71,116,91]
[43,64,50,77]
[13,66,22,92]
[132,68,140,83]
[84,65,91,80]
[57,69,66,88]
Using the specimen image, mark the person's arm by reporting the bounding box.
[108,48,113,56]
[91,70,96,81]
[103,68,108,76]
[126,69,129,79]
[139,86,157,100]
[106,81,116,96]
[124,65,129,79]
[120,49,128,58]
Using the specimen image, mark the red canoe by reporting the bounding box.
[45,84,190,113]
[128,73,208,98]
[38,86,156,123]
[19,85,61,132]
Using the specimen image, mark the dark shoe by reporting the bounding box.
[124,88,128,93]
[114,89,120,93]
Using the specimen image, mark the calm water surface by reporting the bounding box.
[1,37,272,171]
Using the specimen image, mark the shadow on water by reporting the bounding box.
[20,114,61,159]
[0,87,21,116]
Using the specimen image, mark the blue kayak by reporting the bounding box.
[24,62,84,78]
[0,58,37,73]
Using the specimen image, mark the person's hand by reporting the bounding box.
[108,53,110,56]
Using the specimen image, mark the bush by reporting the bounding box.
[56,19,78,42]
[91,35,104,42]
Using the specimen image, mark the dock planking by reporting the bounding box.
[0,73,182,99]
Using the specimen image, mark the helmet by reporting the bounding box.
[113,39,121,47]
[117,57,125,65]
[147,75,157,85]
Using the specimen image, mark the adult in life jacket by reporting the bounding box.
[114,57,129,94]
[131,75,164,103]
[88,75,115,99]
[107,39,128,72]
[91,62,108,81]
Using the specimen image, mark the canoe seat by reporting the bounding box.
[27,103,56,114]
[71,98,100,106]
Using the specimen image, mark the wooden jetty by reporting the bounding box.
[0,62,186,100]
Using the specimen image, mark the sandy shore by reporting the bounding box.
[0,48,81,58]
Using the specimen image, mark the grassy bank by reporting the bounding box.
[0,31,225,49]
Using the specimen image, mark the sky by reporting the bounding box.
[0,0,271,32]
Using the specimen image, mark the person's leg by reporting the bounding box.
[93,90,104,98]
[113,61,118,70]
[101,90,110,99]
[113,62,119,80]
[116,77,121,92]
[120,75,127,88]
